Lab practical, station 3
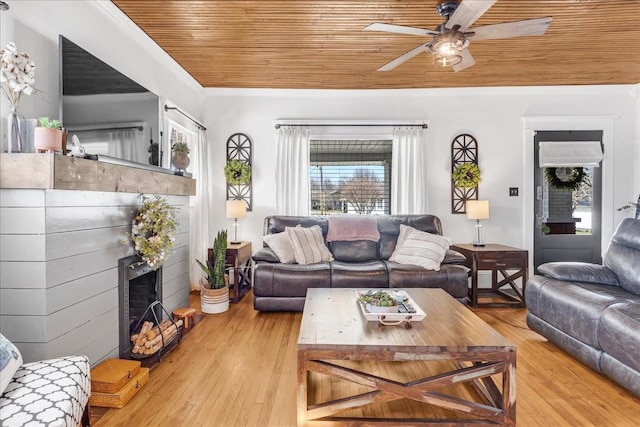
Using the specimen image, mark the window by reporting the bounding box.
[309,140,392,215]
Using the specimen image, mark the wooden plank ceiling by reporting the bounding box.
[112,0,640,90]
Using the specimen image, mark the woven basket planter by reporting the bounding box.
[200,277,229,314]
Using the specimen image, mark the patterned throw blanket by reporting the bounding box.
[326,215,381,242]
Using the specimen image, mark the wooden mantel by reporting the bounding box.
[0,153,195,196]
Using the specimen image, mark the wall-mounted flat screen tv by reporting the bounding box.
[59,35,164,170]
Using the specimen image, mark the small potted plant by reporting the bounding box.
[171,141,190,173]
[34,117,64,153]
[197,229,229,314]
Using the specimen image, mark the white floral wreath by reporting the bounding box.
[129,195,178,269]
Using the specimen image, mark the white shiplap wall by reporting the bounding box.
[0,189,190,365]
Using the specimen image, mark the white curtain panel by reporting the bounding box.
[391,127,428,214]
[109,128,141,162]
[275,126,311,215]
[189,126,211,290]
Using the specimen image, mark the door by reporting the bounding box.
[533,130,603,271]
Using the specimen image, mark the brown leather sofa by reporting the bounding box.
[252,215,470,311]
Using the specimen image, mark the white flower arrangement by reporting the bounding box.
[0,42,36,109]
[128,195,178,270]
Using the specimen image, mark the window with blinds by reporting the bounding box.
[310,140,392,216]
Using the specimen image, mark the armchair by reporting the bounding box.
[0,334,91,427]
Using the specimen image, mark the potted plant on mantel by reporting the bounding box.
[34,117,66,153]
[171,141,190,174]
[197,230,229,314]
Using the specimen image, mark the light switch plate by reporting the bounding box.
[509,187,519,197]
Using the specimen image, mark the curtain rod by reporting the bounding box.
[164,104,207,131]
[274,123,428,129]
[67,125,144,132]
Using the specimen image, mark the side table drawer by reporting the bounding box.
[477,256,526,270]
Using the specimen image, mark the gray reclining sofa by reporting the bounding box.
[525,218,640,397]
[252,214,470,312]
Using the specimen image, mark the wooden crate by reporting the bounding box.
[89,367,149,408]
[91,358,141,394]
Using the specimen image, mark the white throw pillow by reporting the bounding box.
[0,333,23,395]
[263,232,296,263]
[390,226,451,271]
[286,225,334,265]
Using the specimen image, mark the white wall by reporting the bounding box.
[0,1,204,148]
[203,86,638,257]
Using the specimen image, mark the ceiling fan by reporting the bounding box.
[364,0,552,72]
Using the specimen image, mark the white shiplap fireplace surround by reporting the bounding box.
[0,153,195,365]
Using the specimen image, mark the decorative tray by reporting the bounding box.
[355,290,426,325]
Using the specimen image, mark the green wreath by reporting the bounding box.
[128,195,178,270]
[224,159,252,185]
[544,167,586,191]
[452,163,482,188]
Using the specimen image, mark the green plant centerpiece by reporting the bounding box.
[34,117,64,153]
[224,159,252,185]
[129,195,178,269]
[452,163,482,188]
[357,290,397,307]
[197,230,228,290]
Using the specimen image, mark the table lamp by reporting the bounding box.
[226,200,247,244]
[466,200,489,246]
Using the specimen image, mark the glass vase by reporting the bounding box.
[6,107,23,153]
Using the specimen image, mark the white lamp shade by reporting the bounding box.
[226,200,247,219]
[466,200,489,220]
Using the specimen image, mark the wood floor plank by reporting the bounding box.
[93,292,640,426]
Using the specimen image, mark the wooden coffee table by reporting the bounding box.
[297,288,516,426]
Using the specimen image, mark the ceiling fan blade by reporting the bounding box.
[452,48,476,72]
[469,17,553,40]
[377,42,429,71]
[364,23,439,37]
[445,0,497,31]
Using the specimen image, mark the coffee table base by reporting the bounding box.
[297,351,516,426]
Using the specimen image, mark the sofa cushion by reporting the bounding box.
[604,218,640,295]
[598,302,640,374]
[538,262,619,286]
[263,232,296,263]
[254,262,331,298]
[286,225,334,265]
[385,262,469,299]
[252,247,280,263]
[330,261,388,289]
[328,240,378,262]
[526,276,640,348]
[0,333,22,395]
[389,225,450,271]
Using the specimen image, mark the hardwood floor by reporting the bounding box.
[94,291,640,426]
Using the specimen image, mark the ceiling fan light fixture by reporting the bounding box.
[427,31,468,67]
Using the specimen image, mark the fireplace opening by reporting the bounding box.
[118,255,163,359]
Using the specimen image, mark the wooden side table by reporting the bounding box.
[208,241,252,303]
[451,243,528,308]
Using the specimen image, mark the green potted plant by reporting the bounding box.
[198,230,229,314]
[224,159,252,185]
[34,117,65,153]
[171,141,190,173]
